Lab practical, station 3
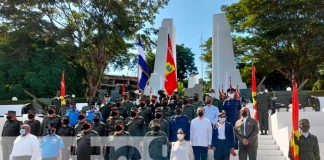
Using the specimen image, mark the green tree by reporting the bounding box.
[0,0,169,97]
[176,44,197,81]
[221,0,324,88]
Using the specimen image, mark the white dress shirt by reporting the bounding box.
[243,117,247,136]
[217,124,226,140]
[203,105,219,124]
[190,117,213,147]
[10,134,41,160]
[170,141,194,160]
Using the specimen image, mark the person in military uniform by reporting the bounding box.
[149,107,169,136]
[108,120,135,160]
[289,119,320,160]
[60,95,72,117]
[169,91,182,111]
[116,101,128,119]
[138,97,153,133]
[144,119,169,160]
[122,93,135,116]
[126,107,146,136]
[74,120,101,160]
[52,91,61,115]
[93,112,107,136]
[209,88,224,112]
[191,93,205,112]
[106,107,125,135]
[24,109,40,136]
[223,88,242,126]
[57,115,75,160]
[1,110,22,160]
[74,110,87,135]
[161,97,174,121]
[40,105,61,136]
[148,95,161,116]
[182,98,196,121]
[100,102,113,122]
[256,84,273,135]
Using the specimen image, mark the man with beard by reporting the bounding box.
[40,106,61,136]
[169,105,190,142]
[24,109,40,136]
[1,110,22,160]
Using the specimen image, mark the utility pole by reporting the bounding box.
[200,34,204,81]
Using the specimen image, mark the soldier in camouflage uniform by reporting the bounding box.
[138,97,153,133]
[122,93,135,117]
[149,107,169,137]
[289,119,320,160]
[93,112,106,136]
[74,110,87,135]
[116,100,128,119]
[108,119,134,160]
[182,98,196,121]
[144,119,169,160]
[126,107,146,136]
[161,97,174,121]
[169,91,182,111]
[106,107,125,135]
[191,93,205,113]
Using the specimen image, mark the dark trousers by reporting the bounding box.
[214,140,230,160]
[192,146,208,160]
[258,111,269,130]
[238,144,257,160]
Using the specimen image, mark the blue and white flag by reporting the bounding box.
[138,38,150,90]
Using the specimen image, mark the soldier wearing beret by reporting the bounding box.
[289,119,320,160]
[1,110,22,160]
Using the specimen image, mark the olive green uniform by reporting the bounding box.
[125,116,146,136]
[149,119,169,137]
[93,121,107,136]
[191,101,205,112]
[289,133,320,160]
[24,119,41,136]
[122,101,135,116]
[256,92,273,131]
[75,130,101,160]
[182,104,196,121]
[106,116,125,135]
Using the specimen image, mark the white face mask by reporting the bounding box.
[228,93,235,99]
[219,118,226,123]
[177,134,185,140]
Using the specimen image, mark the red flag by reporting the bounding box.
[289,74,300,160]
[236,85,240,100]
[164,34,177,96]
[122,83,126,95]
[252,64,258,121]
[60,71,65,97]
[229,76,233,89]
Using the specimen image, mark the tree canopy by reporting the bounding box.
[0,0,169,98]
[201,0,323,90]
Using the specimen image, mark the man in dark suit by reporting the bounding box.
[234,107,258,160]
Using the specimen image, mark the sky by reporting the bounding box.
[108,0,239,80]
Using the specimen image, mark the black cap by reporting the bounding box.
[6,110,16,115]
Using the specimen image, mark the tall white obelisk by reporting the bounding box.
[144,19,176,95]
[212,13,246,98]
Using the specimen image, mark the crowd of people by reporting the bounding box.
[1,85,320,160]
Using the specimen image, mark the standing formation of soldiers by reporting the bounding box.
[1,88,321,160]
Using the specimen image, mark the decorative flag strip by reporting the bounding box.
[138,38,150,91]
[289,74,300,160]
[252,64,258,121]
[164,34,177,96]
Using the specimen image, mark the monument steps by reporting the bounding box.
[256,135,286,160]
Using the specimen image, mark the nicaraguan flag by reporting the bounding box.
[138,38,150,90]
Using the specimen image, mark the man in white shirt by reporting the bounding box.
[190,107,213,160]
[10,124,40,160]
[203,94,219,124]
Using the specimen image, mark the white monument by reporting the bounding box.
[146,19,176,95]
[212,13,246,98]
